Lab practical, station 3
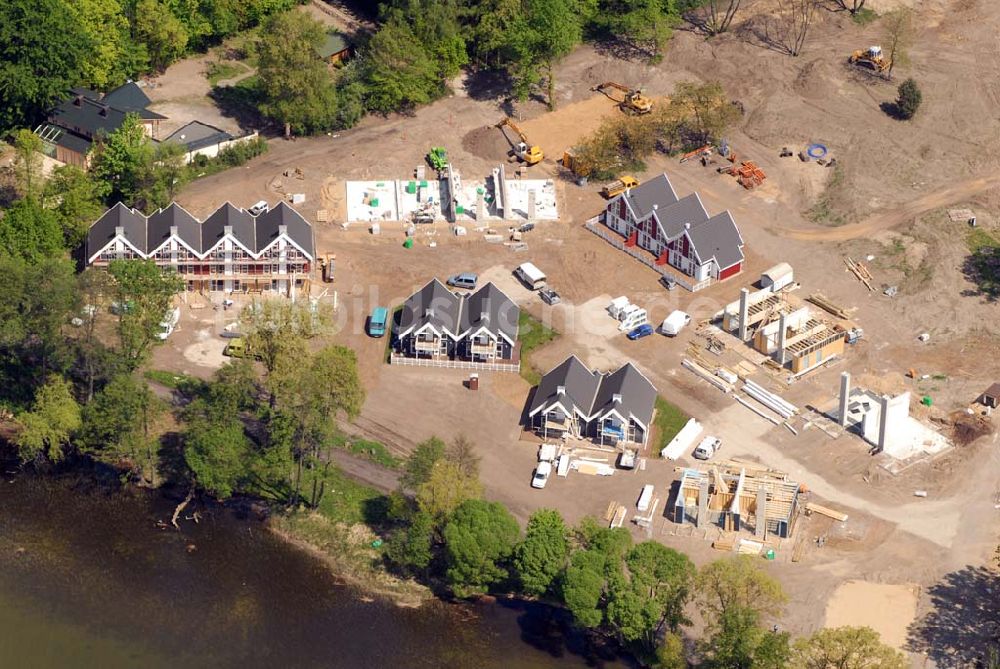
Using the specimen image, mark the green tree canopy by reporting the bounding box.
[71,0,137,88]
[44,165,111,249]
[184,417,252,499]
[80,374,161,482]
[514,508,569,597]
[895,78,922,120]
[696,556,787,625]
[790,626,907,669]
[14,376,82,463]
[700,605,790,669]
[133,0,189,71]
[400,436,446,492]
[443,498,520,596]
[386,509,436,574]
[362,16,442,114]
[0,0,92,132]
[90,113,154,205]
[107,259,184,370]
[416,460,483,523]
[256,11,338,136]
[0,198,66,263]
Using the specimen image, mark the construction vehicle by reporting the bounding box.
[495,118,543,165]
[426,146,448,171]
[600,176,639,198]
[592,82,654,115]
[849,46,891,74]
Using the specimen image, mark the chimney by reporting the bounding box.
[224,225,233,236]
[612,393,623,404]
[556,385,565,396]
[684,222,691,230]
[426,307,435,318]
[73,95,83,107]
[169,225,178,237]
[278,224,288,236]
[115,225,124,237]
[653,203,658,210]
[480,311,489,323]
[98,105,109,117]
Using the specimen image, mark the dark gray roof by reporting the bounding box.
[87,202,147,260]
[100,83,153,112]
[591,363,657,428]
[460,283,519,342]
[164,121,233,152]
[653,192,709,239]
[623,173,678,219]
[35,123,92,155]
[398,279,463,338]
[147,203,200,253]
[687,211,745,269]
[528,356,602,419]
[203,203,255,254]
[256,202,314,258]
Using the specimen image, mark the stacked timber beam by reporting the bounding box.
[844,257,875,291]
[807,293,851,320]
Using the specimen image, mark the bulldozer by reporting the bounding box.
[849,46,891,74]
[495,118,543,165]
[592,82,654,115]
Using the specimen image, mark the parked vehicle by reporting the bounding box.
[627,323,655,340]
[661,310,691,337]
[514,262,547,290]
[446,273,478,290]
[618,449,638,469]
[600,175,640,199]
[248,200,269,216]
[618,305,649,332]
[223,337,260,360]
[659,275,677,291]
[539,288,561,305]
[368,306,389,337]
[693,436,722,460]
[531,461,553,489]
[156,307,181,340]
[518,222,536,233]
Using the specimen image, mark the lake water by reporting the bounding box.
[0,474,625,668]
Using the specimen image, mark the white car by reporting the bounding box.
[156,307,181,340]
[531,461,553,489]
[693,436,722,460]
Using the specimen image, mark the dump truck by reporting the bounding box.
[601,176,639,198]
[592,82,654,115]
[495,117,543,165]
[849,46,891,74]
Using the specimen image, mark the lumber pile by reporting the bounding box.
[805,502,849,522]
[682,358,733,393]
[844,257,875,292]
[712,537,736,552]
[731,161,766,189]
[807,293,850,320]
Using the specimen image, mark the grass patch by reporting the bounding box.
[301,464,387,525]
[205,60,248,86]
[967,229,999,253]
[331,434,401,469]
[143,369,205,394]
[518,311,558,386]
[808,165,847,226]
[851,7,878,25]
[652,396,689,449]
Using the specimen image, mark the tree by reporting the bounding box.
[670,80,741,146]
[241,298,330,377]
[11,129,44,199]
[381,0,469,79]
[71,0,136,88]
[107,259,184,370]
[73,268,119,401]
[656,633,687,669]
[0,198,66,262]
[0,0,92,132]
[791,626,907,669]
[599,0,679,61]
[443,499,520,596]
[447,434,480,479]
[416,460,483,522]
[514,509,569,596]
[882,8,914,79]
[256,11,338,136]
[701,605,790,669]
[621,542,694,633]
[80,374,162,483]
[386,509,435,574]
[696,556,787,625]
[44,165,110,248]
[561,548,608,628]
[700,0,743,35]
[133,0,189,71]
[90,113,154,206]
[400,436,446,491]
[776,0,818,57]
[362,17,442,114]
[510,0,583,109]
[895,78,922,120]
[184,418,252,499]
[14,376,82,463]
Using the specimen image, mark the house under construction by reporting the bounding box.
[673,462,801,539]
[722,286,846,374]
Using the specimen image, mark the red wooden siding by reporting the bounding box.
[718,262,742,280]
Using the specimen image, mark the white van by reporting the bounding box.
[661,310,691,337]
[156,307,181,340]
[248,200,269,216]
[515,262,547,290]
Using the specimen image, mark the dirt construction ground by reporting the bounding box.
[159,0,1000,665]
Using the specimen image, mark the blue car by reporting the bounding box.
[627,324,655,340]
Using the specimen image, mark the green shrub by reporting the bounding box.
[896,78,922,119]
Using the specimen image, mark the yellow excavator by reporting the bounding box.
[495,117,544,165]
[592,82,654,115]
[849,46,891,74]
